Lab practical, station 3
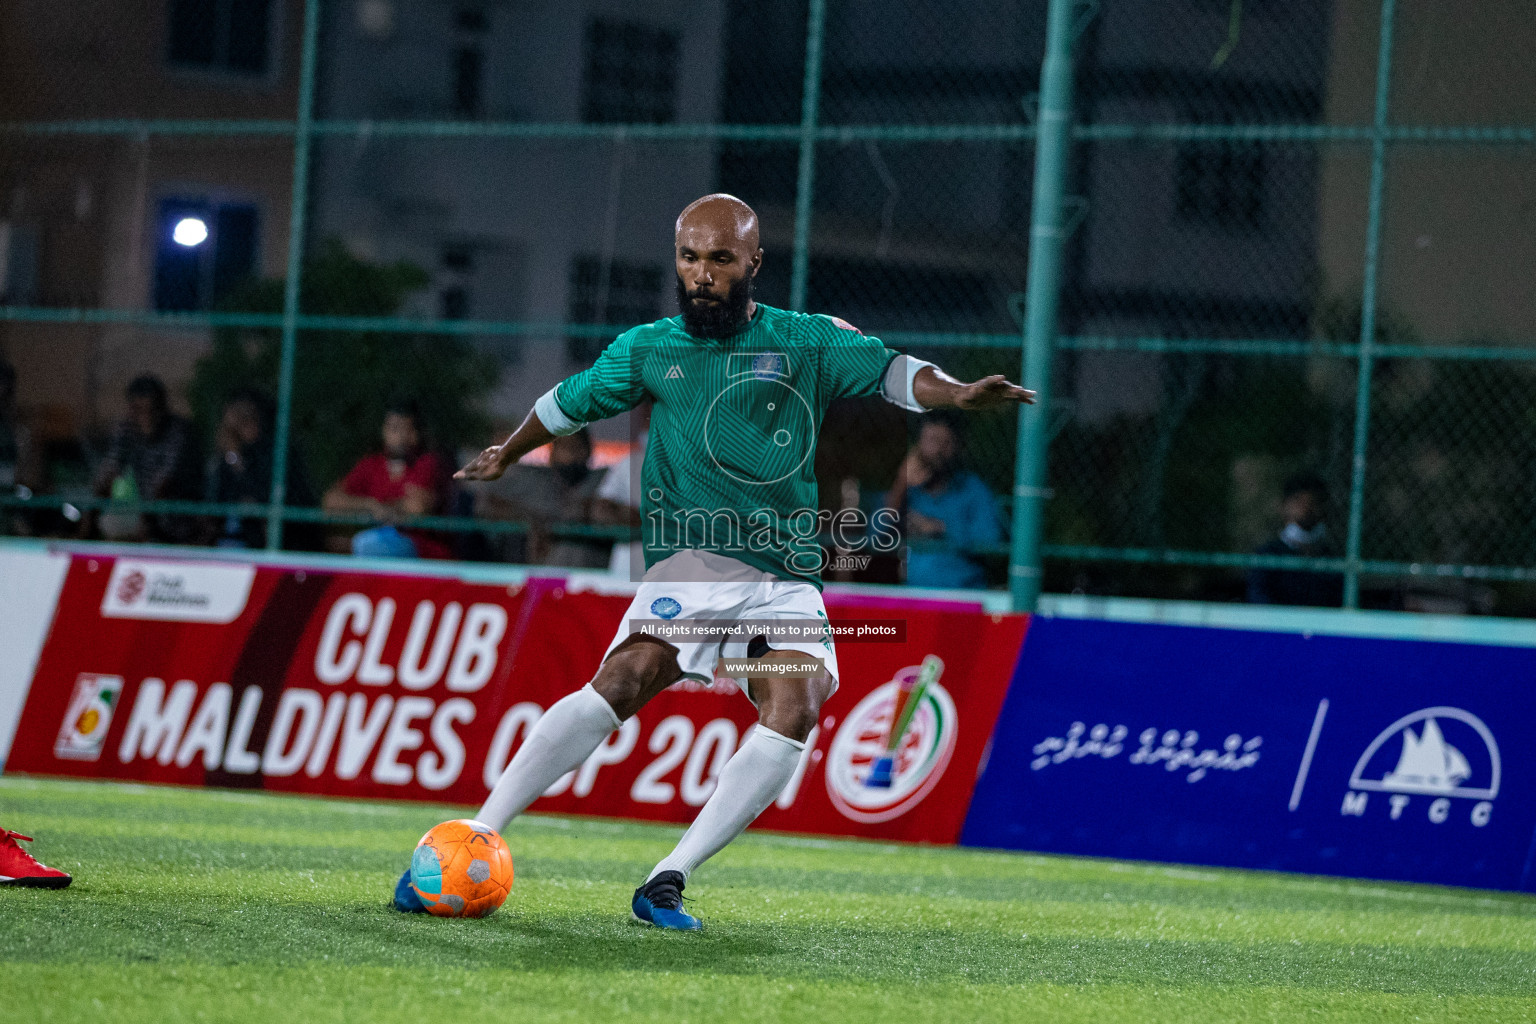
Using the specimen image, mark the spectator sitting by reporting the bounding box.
[322,399,452,559]
[881,414,1002,589]
[93,374,202,543]
[475,427,609,568]
[203,387,317,550]
[1247,471,1344,607]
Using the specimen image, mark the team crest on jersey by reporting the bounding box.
[650,597,682,620]
[750,352,785,380]
[727,351,791,380]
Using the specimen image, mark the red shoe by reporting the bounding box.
[0,830,72,888]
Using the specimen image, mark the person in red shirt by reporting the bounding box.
[322,399,453,559]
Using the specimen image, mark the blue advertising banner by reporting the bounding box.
[961,616,1536,891]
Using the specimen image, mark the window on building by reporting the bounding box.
[1175,142,1265,230]
[152,199,259,312]
[439,286,469,320]
[452,47,484,117]
[448,7,489,118]
[566,255,662,364]
[438,246,473,320]
[168,0,274,76]
[581,20,680,124]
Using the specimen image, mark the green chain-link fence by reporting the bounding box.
[1034,0,1536,615]
[2,0,1534,614]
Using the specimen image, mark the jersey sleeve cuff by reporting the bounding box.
[881,355,934,412]
[534,386,588,436]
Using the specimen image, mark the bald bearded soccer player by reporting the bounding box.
[393,194,1035,929]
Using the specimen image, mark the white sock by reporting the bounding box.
[647,724,805,882]
[475,683,621,832]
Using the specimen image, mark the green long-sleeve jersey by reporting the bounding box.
[551,303,904,588]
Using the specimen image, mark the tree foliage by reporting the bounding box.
[189,240,499,490]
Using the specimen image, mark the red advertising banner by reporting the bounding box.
[9,554,1027,843]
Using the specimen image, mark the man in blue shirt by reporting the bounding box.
[882,414,1002,589]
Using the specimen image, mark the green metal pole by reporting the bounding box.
[1342,0,1397,608]
[788,0,827,311]
[266,0,321,550]
[1008,0,1077,612]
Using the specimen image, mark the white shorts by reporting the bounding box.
[601,550,840,694]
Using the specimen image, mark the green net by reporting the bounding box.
[2,0,1534,613]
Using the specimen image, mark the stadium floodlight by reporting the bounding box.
[172,217,208,247]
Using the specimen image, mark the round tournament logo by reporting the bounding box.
[824,665,958,823]
[650,597,682,620]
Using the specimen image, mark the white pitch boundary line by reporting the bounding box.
[1289,698,1330,812]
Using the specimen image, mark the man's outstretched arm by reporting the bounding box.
[459,326,648,482]
[458,320,650,482]
[910,364,1036,410]
[454,408,558,482]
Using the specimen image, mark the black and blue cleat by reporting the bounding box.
[631,870,702,931]
[392,866,428,913]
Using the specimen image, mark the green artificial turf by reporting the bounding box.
[1,775,1533,1023]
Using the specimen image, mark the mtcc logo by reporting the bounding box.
[1341,706,1498,827]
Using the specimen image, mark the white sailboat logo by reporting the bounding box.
[1381,718,1471,792]
[1348,706,1499,800]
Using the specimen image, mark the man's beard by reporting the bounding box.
[677,274,754,339]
